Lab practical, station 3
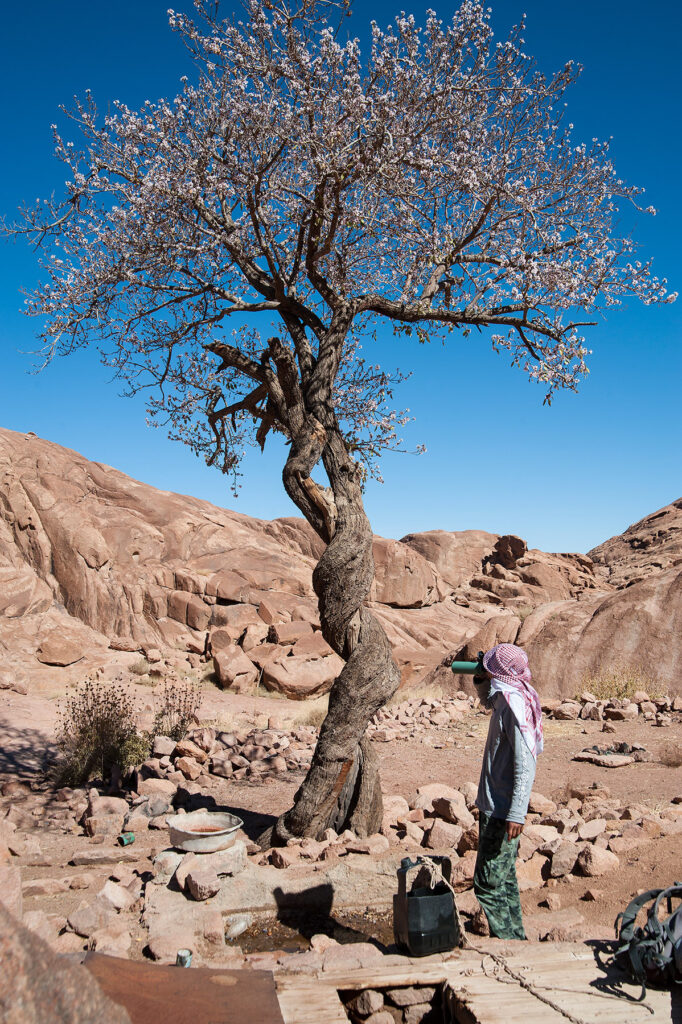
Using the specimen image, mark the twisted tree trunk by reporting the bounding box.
[264,424,400,844]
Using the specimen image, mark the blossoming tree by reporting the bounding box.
[8,0,673,842]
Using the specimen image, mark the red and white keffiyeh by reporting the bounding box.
[483,643,543,759]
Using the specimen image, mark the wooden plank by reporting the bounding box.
[84,953,284,1024]
[276,979,347,1024]
[444,952,673,1024]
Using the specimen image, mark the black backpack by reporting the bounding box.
[614,884,682,997]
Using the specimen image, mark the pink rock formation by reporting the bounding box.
[1,427,680,698]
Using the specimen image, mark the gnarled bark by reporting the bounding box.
[264,418,400,845]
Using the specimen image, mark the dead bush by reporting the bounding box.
[56,679,149,785]
[152,679,201,741]
[578,664,658,702]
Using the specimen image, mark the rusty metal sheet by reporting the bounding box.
[84,953,284,1024]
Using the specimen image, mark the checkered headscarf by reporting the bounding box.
[483,643,543,758]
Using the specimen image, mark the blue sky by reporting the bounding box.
[1,1,680,554]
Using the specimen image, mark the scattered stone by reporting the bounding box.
[549,842,580,878]
[98,880,136,913]
[386,986,436,1007]
[576,845,620,877]
[22,878,68,897]
[22,910,54,944]
[349,990,384,1016]
[70,848,139,867]
[186,868,221,901]
[84,815,124,837]
[578,818,607,841]
[151,849,184,884]
[0,903,131,1023]
[67,897,117,938]
[424,819,463,851]
[88,920,133,956]
[345,834,390,856]
[528,792,557,815]
[582,888,603,901]
[147,922,197,963]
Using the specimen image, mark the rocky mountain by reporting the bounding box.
[0,427,680,698]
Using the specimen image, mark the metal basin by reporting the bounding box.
[166,810,243,853]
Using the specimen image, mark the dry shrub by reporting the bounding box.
[56,679,149,785]
[129,657,151,676]
[153,679,201,741]
[578,663,658,702]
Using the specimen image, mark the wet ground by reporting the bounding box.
[229,907,396,953]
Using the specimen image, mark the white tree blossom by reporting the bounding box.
[8,0,673,490]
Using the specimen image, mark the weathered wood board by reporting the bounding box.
[277,941,678,1023]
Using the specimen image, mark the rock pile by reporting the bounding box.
[367,692,477,742]
[4,428,681,700]
[545,690,681,726]
[343,984,442,1024]
[136,724,318,787]
[377,782,682,898]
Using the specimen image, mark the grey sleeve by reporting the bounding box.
[500,703,536,824]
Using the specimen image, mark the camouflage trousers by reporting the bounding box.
[473,813,526,940]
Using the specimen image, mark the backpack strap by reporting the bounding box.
[614,888,662,944]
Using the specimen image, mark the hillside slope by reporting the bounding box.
[1,427,679,696]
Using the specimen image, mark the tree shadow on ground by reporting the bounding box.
[273,883,386,948]
[0,721,57,780]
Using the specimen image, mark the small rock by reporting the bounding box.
[87,793,129,817]
[578,818,607,841]
[186,868,221,901]
[151,848,184,884]
[271,847,300,869]
[98,880,135,912]
[386,986,436,1007]
[554,702,581,720]
[88,920,132,956]
[84,815,125,837]
[0,865,23,918]
[147,922,197,963]
[345,834,390,856]
[549,842,580,878]
[152,736,176,757]
[471,907,490,936]
[577,845,620,877]
[541,893,562,911]
[349,990,384,1016]
[22,878,68,897]
[413,783,464,813]
[70,848,138,867]
[432,796,475,829]
[175,756,203,781]
[582,888,603,901]
[529,792,557,815]
[67,897,117,937]
[22,910,55,944]
[424,819,463,851]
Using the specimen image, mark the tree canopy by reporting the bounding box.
[10,0,674,496]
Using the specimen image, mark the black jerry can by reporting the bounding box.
[393,856,461,957]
